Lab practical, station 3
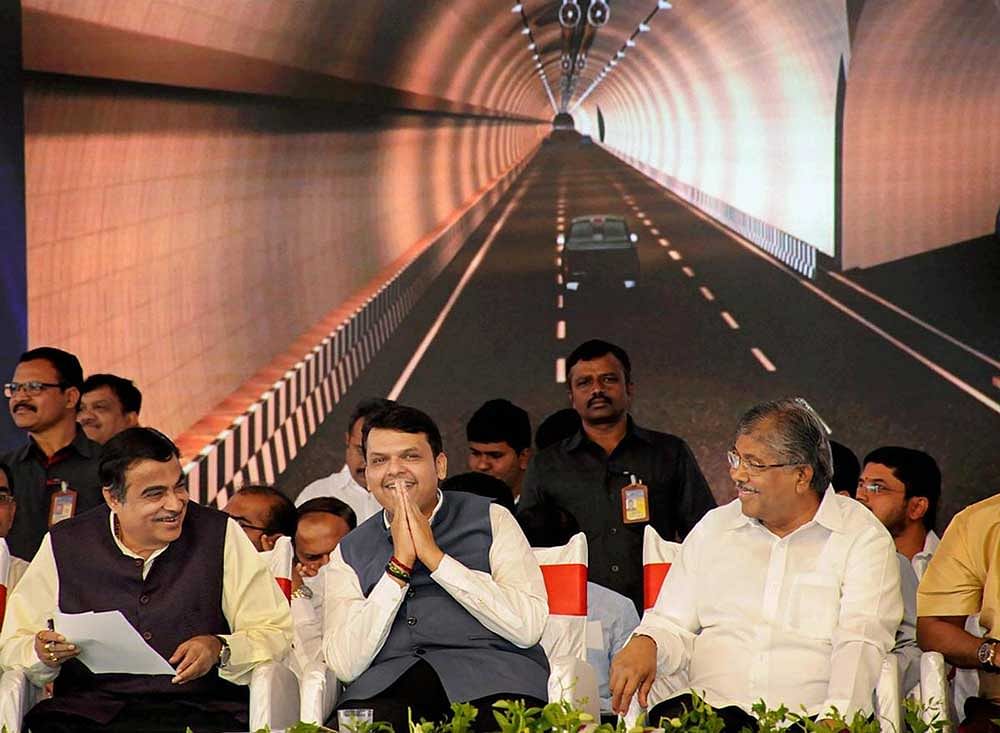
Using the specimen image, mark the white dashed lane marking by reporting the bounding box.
[658,238,670,247]
[751,348,777,372]
[668,250,682,261]
[557,320,566,340]
[681,266,694,277]
[556,358,566,383]
[721,311,740,330]
[699,286,715,301]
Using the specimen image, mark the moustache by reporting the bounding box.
[587,394,611,407]
[12,403,36,412]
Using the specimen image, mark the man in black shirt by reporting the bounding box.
[519,339,715,610]
[1,347,103,559]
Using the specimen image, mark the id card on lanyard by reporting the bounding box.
[620,473,650,524]
[48,480,78,526]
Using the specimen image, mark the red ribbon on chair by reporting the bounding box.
[275,577,292,602]
[540,563,588,616]
[643,562,671,610]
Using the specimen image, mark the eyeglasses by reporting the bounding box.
[233,517,270,533]
[4,381,66,398]
[726,449,802,475]
[856,481,900,496]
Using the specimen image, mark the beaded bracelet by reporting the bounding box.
[386,558,412,583]
[390,555,413,574]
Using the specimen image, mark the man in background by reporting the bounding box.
[77,374,141,446]
[466,399,532,502]
[294,398,390,522]
[2,347,102,559]
[224,484,298,552]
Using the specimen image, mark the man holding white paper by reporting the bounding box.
[0,427,292,733]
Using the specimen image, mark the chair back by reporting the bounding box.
[642,525,680,611]
[532,532,588,661]
[260,535,294,602]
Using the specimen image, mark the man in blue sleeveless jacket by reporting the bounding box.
[322,404,550,732]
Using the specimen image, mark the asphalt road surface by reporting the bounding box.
[279,136,1000,533]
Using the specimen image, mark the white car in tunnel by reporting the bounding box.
[559,215,640,295]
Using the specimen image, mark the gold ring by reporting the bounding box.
[44,641,53,651]
[48,652,56,662]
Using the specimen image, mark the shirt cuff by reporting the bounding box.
[369,571,408,608]
[630,625,673,674]
[429,554,464,587]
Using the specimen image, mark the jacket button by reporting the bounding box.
[406,617,417,626]
[407,589,415,599]
[139,594,150,604]
[415,648,425,656]
[142,631,152,641]
[610,527,618,535]
[611,564,619,572]
[134,559,144,568]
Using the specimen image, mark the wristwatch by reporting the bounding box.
[216,636,231,669]
[977,638,1000,672]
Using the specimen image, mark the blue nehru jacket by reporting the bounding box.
[337,492,550,704]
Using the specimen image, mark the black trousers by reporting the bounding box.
[648,694,758,733]
[331,659,546,733]
[23,696,246,733]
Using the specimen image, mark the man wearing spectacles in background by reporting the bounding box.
[223,484,298,552]
[610,398,901,730]
[855,447,941,580]
[1,348,103,560]
[0,462,30,590]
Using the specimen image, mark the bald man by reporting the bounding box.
[288,498,356,676]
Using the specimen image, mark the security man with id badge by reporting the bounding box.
[519,340,715,611]
[2,348,104,560]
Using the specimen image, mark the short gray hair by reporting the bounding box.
[736,398,832,494]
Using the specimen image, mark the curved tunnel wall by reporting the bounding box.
[20,1,550,439]
[841,0,1000,269]
[586,2,849,262]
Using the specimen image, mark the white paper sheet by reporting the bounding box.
[54,610,176,676]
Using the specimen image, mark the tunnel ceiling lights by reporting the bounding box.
[569,0,675,113]
[514,2,558,113]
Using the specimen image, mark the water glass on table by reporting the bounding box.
[337,707,375,732]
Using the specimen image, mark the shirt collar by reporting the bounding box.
[917,529,940,558]
[725,487,846,534]
[107,510,170,566]
[382,489,444,529]
[19,425,98,462]
[565,415,650,452]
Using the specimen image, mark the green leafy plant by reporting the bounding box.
[492,698,545,733]
[903,698,948,733]
[655,691,725,733]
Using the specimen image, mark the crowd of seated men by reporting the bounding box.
[0,342,995,733]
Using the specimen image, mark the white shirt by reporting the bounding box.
[289,572,326,677]
[8,556,29,591]
[634,489,902,719]
[911,529,940,581]
[295,464,382,523]
[322,499,548,683]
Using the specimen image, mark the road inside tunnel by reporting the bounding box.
[279,136,999,531]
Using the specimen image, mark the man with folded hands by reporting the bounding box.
[0,427,292,733]
[323,404,550,732]
[610,398,902,731]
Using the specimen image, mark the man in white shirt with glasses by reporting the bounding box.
[610,398,902,730]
